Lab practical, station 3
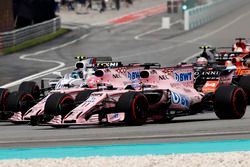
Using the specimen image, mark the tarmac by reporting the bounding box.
[57,0,177,27]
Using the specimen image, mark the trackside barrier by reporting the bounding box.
[0,17,61,49]
[184,0,248,31]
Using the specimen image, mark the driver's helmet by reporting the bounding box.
[235,47,243,52]
[196,57,208,66]
[86,77,101,88]
[70,70,83,79]
[225,60,233,67]
[225,60,237,70]
[233,42,245,52]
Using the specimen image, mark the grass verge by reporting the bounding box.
[1,28,69,55]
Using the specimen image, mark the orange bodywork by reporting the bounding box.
[202,80,219,93]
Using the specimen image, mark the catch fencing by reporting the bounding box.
[184,0,248,31]
[0,17,61,49]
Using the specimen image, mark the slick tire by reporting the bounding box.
[44,93,75,117]
[6,91,34,114]
[0,88,9,111]
[214,85,246,119]
[116,92,148,125]
[18,81,40,100]
[238,76,250,103]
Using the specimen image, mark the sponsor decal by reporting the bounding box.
[110,113,119,120]
[171,92,189,107]
[202,81,219,93]
[128,71,140,80]
[162,68,173,75]
[91,93,103,96]
[204,82,217,87]
[199,70,220,76]
[194,70,220,80]
[174,72,192,82]
[97,62,121,68]
[159,75,168,80]
[237,69,250,75]
[150,70,157,75]
[116,67,127,73]
[113,74,122,78]
[85,96,96,103]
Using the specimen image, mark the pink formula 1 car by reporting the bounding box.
[0,57,120,124]
[44,64,246,127]
[9,63,145,125]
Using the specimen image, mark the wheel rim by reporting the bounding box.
[58,96,74,117]
[132,95,147,123]
[232,89,246,118]
[19,94,34,113]
[0,89,9,111]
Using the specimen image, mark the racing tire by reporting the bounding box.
[18,81,40,100]
[116,92,149,126]
[0,88,9,111]
[214,85,246,119]
[238,76,250,103]
[6,91,35,114]
[44,93,75,117]
[75,90,96,104]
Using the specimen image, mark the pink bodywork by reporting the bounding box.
[57,65,204,125]
[10,67,140,122]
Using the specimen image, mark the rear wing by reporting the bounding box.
[75,56,112,62]
[214,52,242,61]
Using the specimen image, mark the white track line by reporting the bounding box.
[134,19,182,40]
[2,10,250,88]
[116,10,250,60]
[1,34,89,88]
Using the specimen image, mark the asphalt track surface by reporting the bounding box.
[1,1,250,148]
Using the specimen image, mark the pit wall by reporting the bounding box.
[184,0,248,31]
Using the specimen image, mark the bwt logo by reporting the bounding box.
[128,71,140,80]
[171,92,189,107]
[174,72,192,82]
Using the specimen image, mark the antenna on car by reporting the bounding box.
[199,45,211,59]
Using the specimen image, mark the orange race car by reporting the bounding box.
[194,40,250,101]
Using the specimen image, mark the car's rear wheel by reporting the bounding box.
[214,85,246,119]
[238,76,250,103]
[44,93,75,117]
[6,91,35,114]
[117,92,149,125]
[18,81,40,99]
[0,88,9,111]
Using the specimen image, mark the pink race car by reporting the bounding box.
[15,63,145,125]
[44,64,246,127]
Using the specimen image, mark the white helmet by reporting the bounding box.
[196,57,208,66]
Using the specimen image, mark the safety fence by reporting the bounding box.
[0,17,61,49]
[184,0,248,31]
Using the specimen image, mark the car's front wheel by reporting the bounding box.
[117,92,149,125]
[44,93,75,118]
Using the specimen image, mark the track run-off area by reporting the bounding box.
[0,1,250,165]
